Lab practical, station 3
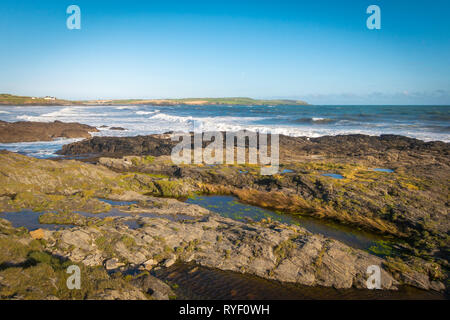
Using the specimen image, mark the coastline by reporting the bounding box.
[0,125,448,298]
[0,149,447,296]
[0,94,309,107]
[2,0,449,303]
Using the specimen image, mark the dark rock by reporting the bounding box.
[0,120,98,143]
[57,132,449,163]
[58,135,176,157]
[131,274,175,300]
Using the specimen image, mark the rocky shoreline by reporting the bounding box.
[0,120,98,143]
[0,129,448,299]
[60,133,449,242]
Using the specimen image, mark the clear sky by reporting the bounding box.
[1,0,449,104]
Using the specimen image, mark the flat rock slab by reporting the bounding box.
[47,213,411,290]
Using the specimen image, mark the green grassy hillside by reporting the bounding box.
[0,94,308,106]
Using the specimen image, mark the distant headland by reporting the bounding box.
[0,94,309,106]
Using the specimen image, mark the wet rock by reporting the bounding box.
[399,271,433,290]
[430,281,446,292]
[58,135,176,157]
[131,274,175,300]
[58,132,449,164]
[0,120,98,143]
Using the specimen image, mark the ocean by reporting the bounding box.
[0,104,449,158]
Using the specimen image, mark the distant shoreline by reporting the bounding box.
[0,94,309,107]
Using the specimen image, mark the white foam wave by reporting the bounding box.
[115,106,137,110]
[16,107,82,122]
[148,112,264,124]
[0,138,84,158]
[3,106,448,150]
[149,113,194,123]
[16,107,110,122]
[136,110,159,115]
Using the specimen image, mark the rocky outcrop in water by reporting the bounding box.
[58,134,175,157]
[58,132,449,163]
[0,120,99,143]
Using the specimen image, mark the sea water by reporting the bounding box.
[0,104,448,157]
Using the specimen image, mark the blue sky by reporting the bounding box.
[0,0,449,104]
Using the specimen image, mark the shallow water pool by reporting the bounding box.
[97,198,139,206]
[186,195,389,251]
[372,168,395,173]
[154,262,447,300]
[321,173,344,179]
[0,210,74,231]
